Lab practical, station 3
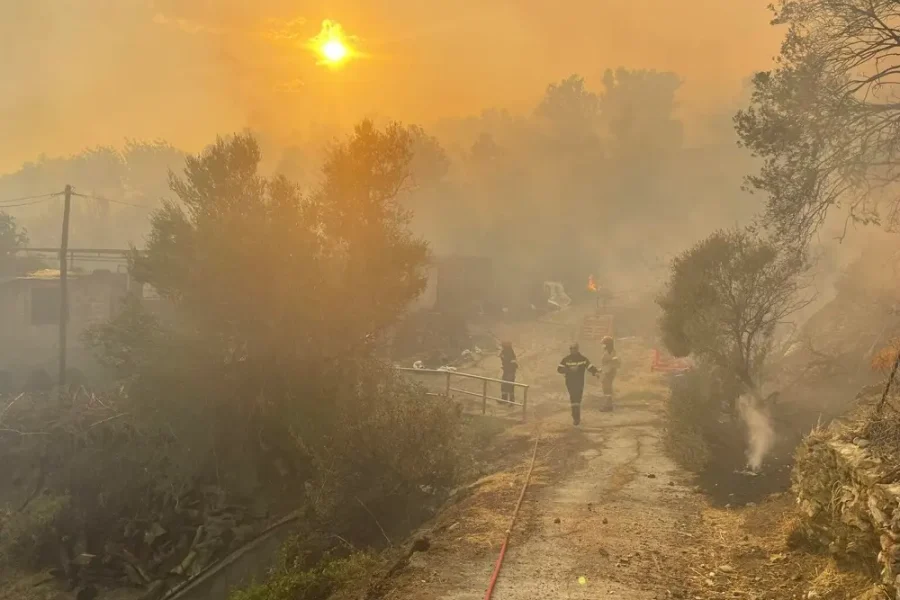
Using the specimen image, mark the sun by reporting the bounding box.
[321,39,348,63]
[309,20,356,67]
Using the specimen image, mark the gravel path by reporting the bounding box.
[384,307,703,599]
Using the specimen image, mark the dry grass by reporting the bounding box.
[678,495,881,600]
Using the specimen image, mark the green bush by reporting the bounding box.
[296,362,462,517]
[229,542,379,600]
[663,366,733,472]
[0,494,70,568]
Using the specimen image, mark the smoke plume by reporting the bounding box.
[737,394,775,472]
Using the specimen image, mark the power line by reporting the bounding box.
[0,192,63,205]
[72,192,156,210]
[0,195,59,208]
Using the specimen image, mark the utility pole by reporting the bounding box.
[58,185,72,390]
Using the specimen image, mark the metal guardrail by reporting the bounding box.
[397,368,530,420]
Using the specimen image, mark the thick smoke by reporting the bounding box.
[738,394,775,472]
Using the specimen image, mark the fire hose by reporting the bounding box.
[483,428,541,600]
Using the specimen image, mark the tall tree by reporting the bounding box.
[600,68,683,159]
[535,75,602,142]
[736,0,900,245]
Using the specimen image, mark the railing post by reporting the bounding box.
[522,386,528,421]
[482,379,488,415]
[445,372,451,397]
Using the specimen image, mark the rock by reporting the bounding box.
[705,578,716,587]
[668,481,675,486]
[411,537,431,553]
[602,518,608,525]
[854,438,872,449]
[554,517,561,524]
[647,474,657,479]
[718,565,735,573]
[447,522,460,533]
[806,591,821,599]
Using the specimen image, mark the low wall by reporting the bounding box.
[794,429,900,596]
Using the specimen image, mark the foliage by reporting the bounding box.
[871,337,900,374]
[535,75,601,139]
[229,546,378,600]
[657,228,810,389]
[299,363,462,516]
[0,385,193,573]
[0,494,70,568]
[0,141,185,248]
[600,68,683,160]
[735,0,900,245]
[664,362,747,474]
[86,123,458,525]
[0,212,29,275]
[664,368,718,472]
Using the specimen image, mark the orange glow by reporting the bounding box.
[587,275,597,292]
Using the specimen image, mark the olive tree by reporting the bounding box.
[658,228,811,391]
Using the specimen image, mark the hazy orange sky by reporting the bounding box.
[0,0,783,172]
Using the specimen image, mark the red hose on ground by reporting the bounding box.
[483,429,542,600]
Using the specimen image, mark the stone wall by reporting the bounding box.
[794,428,900,596]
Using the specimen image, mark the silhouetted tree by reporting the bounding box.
[736,0,900,245]
[0,212,28,275]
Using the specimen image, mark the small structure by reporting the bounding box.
[0,269,133,385]
[408,256,494,314]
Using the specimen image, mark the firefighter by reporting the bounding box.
[599,336,620,411]
[499,341,518,404]
[557,342,599,426]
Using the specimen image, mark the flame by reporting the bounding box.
[587,275,597,292]
[308,19,357,67]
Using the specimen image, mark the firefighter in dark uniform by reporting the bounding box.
[499,341,518,404]
[557,343,599,426]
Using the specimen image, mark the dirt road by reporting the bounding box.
[381,308,704,599]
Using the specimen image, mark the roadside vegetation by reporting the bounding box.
[0,123,465,599]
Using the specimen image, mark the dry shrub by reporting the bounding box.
[0,387,196,569]
[299,363,463,517]
[870,338,900,373]
[664,368,719,472]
